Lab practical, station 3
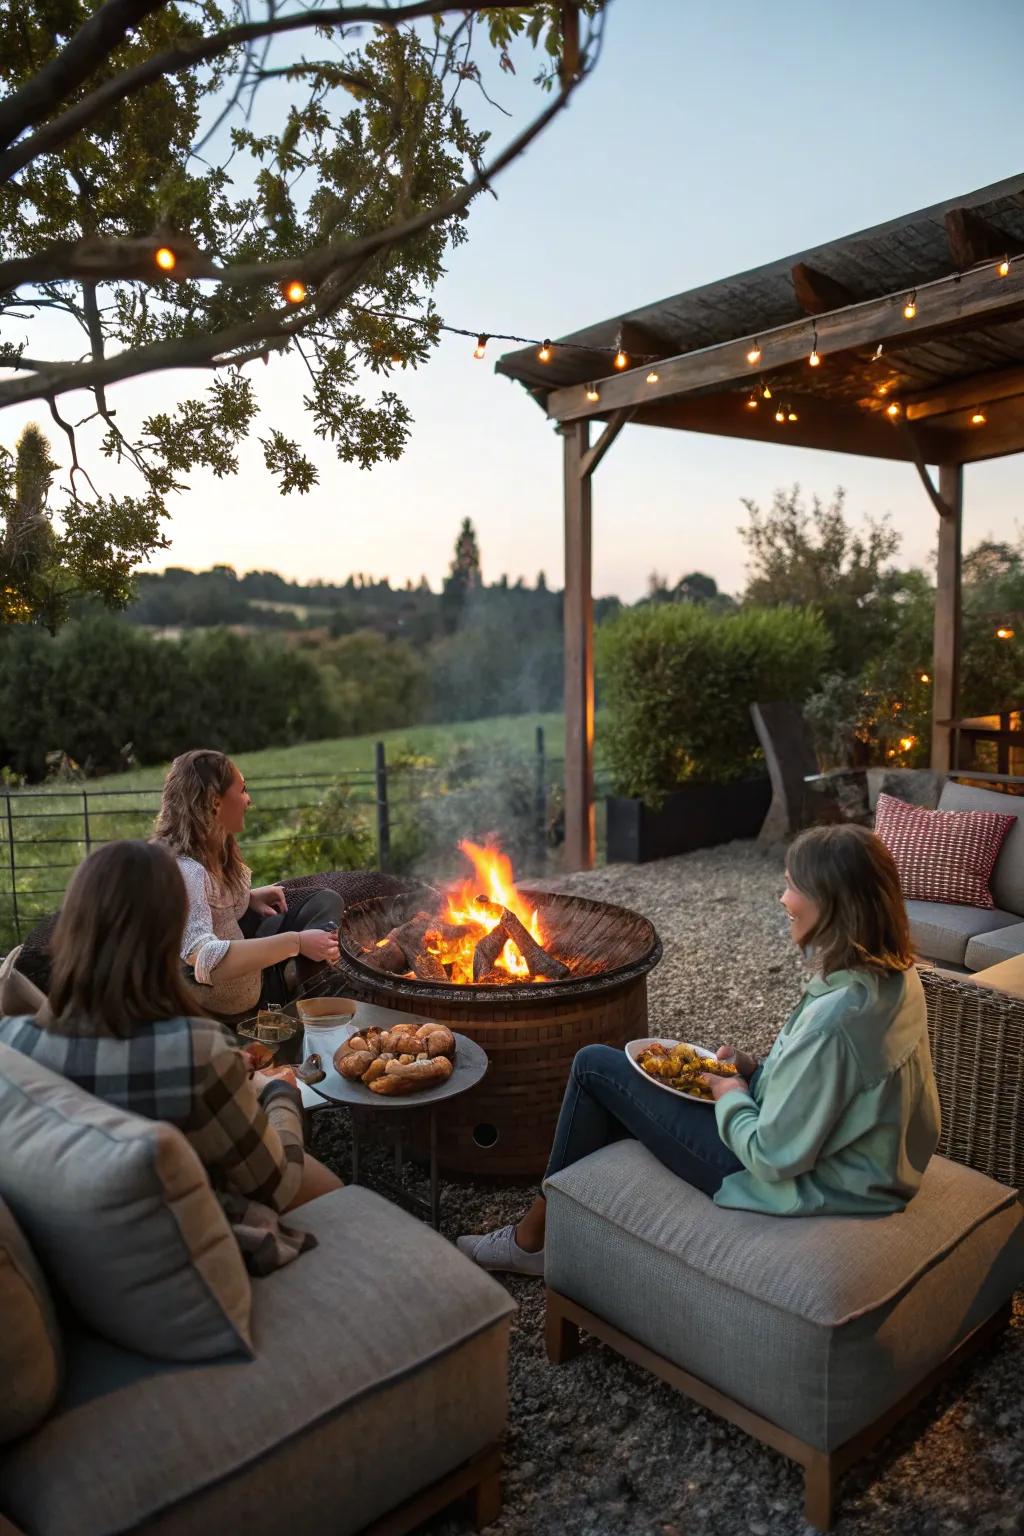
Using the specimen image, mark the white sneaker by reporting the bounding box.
[456,1223,545,1277]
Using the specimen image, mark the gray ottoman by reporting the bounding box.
[544,1141,1024,1531]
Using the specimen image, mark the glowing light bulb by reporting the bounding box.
[154,246,176,272]
[998,257,1010,278]
[996,626,1015,640]
[537,339,552,363]
[282,279,307,304]
[919,672,931,684]
[585,384,600,402]
[747,342,762,365]
[614,348,628,370]
[886,401,901,418]
[646,370,659,384]
[971,409,987,426]
[872,343,884,361]
[903,293,917,320]
[774,406,786,423]
[787,408,798,422]
[473,334,488,360]
[761,383,772,400]
[899,736,915,752]
[745,392,759,410]
[809,348,821,367]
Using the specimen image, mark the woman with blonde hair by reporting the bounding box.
[153,748,343,1022]
[459,822,941,1276]
[0,841,341,1269]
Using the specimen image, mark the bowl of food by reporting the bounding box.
[294,996,358,1029]
[236,1005,299,1046]
[625,1038,738,1103]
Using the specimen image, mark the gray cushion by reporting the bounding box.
[907,899,1021,965]
[0,1187,516,1536]
[0,1199,62,1444]
[544,1141,1023,1451]
[939,781,1024,914]
[0,1042,252,1362]
[0,946,45,1017]
[963,920,1024,972]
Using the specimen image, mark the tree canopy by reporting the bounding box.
[0,1,604,624]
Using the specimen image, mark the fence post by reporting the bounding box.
[375,741,391,871]
[82,790,92,855]
[4,793,18,941]
[534,725,547,870]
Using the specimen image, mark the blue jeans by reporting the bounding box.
[544,1043,748,1198]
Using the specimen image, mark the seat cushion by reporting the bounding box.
[939,781,1024,914]
[964,920,1024,971]
[0,1199,62,1443]
[0,1042,252,1362]
[967,952,1024,999]
[875,792,1016,909]
[0,1187,516,1536]
[907,899,1021,965]
[544,1141,1023,1451]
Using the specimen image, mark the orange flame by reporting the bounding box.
[430,840,546,984]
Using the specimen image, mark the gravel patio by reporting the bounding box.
[311,841,1023,1536]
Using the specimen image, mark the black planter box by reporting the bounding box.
[606,778,772,864]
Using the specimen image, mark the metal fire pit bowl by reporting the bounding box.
[334,884,663,1177]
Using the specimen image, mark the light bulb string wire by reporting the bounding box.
[347,301,660,363]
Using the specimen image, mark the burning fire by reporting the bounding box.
[434,840,546,984]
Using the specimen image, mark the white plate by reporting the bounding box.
[625,1038,720,1105]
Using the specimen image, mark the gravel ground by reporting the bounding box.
[311,842,1024,1536]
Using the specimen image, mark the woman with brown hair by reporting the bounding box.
[0,840,341,1269]
[459,823,941,1277]
[153,748,342,1021]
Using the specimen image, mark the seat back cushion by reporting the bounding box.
[875,792,1016,909]
[939,780,1024,915]
[0,945,46,1017]
[0,1042,252,1361]
[0,1198,63,1443]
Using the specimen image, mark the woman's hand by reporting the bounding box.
[716,1042,758,1079]
[702,1071,750,1102]
[241,1041,275,1076]
[253,1066,298,1092]
[249,884,287,919]
[298,927,340,965]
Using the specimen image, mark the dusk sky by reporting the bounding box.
[10,0,1024,601]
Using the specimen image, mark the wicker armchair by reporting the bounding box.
[919,967,1024,1187]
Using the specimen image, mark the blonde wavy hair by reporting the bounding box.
[152,748,248,896]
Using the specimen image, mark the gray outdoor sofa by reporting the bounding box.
[0,1042,515,1536]
[906,780,1024,971]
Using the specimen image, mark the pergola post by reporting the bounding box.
[562,419,594,870]
[931,464,963,772]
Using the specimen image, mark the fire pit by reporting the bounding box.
[333,844,662,1176]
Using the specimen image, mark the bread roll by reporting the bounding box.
[338,1049,375,1080]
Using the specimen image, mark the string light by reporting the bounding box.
[872,343,884,361]
[919,672,931,684]
[886,401,901,418]
[646,369,659,384]
[808,329,821,367]
[537,339,553,363]
[971,409,987,425]
[998,257,1010,278]
[281,278,307,304]
[996,626,1015,640]
[774,405,786,423]
[787,406,798,422]
[747,341,762,365]
[903,292,917,320]
[746,392,759,409]
[585,384,600,402]
[473,334,488,360]
[154,246,176,272]
[614,345,629,370]
[899,736,916,752]
[761,382,773,400]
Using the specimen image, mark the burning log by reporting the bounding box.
[473,898,569,980]
[472,923,509,981]
[413,950,447,982]
[363,911,435,973]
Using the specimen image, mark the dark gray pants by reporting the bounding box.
[254,887,343,1007]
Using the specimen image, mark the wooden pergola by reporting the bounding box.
[497,172,1024,870]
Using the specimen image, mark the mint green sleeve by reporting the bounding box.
[714,1029,856,1183]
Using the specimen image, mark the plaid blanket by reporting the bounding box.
[0,1009,315,1274]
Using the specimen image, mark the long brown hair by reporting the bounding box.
[787,823,914,976]
[152,748,247,896]
[48,841,200,1037]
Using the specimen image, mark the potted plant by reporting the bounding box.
[597,603,829,862]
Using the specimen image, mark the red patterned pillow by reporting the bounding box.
[873,792,1016,909]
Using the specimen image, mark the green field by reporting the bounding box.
[0,712,583,944]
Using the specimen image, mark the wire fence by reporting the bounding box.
[0,730,595,946]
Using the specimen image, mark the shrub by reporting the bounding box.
[246,783,376,884]
[596,603,830,806]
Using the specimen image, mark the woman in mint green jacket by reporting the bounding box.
[459,823,941,1277]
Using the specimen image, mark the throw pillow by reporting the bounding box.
[0,1043,253,1361]
[0,945,46,1017]
[874,792,1017,908]
[0,1199,63,1443]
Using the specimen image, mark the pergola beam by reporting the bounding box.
[562,421,595,870]
[546,262,1024,424]
[904,362,1024,421]
[580,407,635,478]
[944,206,1024,270]
[931,466,963,772]
[791,261,856,316]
